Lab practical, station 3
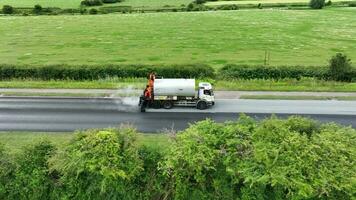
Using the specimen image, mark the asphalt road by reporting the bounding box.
[0,97,355,132]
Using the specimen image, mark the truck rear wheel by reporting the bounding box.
[163,101,173,109]
[197,101,207,110]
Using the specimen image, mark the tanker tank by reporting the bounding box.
[153,79,196,97]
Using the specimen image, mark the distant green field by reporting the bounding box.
[206,0,350,5]
[0,0,81,8]
[0,8,355,66]
[120,0,191,8]
[0,0,191,8]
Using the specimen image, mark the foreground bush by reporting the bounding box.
[7,140,56,200]
[0,144,14,199]
[0,117,355,199]
[52,128,145,199]
[163,115,356,199]
[0,64,215,80]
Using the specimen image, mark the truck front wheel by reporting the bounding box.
[163,101,173,109]
[197,101,207,110]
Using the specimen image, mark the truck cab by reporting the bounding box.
[197,82,215,109]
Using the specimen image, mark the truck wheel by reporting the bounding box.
[197,101,207,110]
[163,101,173,109]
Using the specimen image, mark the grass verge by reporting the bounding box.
[3,78,356,92]
[0,131,170,154]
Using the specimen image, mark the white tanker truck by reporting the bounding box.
[139,74,215,112]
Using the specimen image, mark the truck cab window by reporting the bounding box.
[204,90,212,96]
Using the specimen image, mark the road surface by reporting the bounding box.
[0,97,355,132]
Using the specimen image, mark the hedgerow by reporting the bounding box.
[0,116,355,199]
[220,64,356,82]
[220,64,329,80]
[0,64,215,80]
[1,62,355,82]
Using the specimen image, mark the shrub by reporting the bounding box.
[81,0,103,6]
[33,4,42,14]
[186,2,207,11]
[257,3,263,8]
[163,115,356,199]
[2,5,14,14]
[89,8,98,14]
[329,53,352,81]
[80,8,87,14]
[102,0,119,3]
[53,128,143,199]
[0,144,15,199]
[325,0,332,6]
[245,116,356,199]
[309,0,325,9]
[217,4,239,10]
[136,145,168,199]
[194,0,206,4]
[163,115,256,199]
[349,2,356,6]
[7,140,56,199]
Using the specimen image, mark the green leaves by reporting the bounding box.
[54,128,143,199]
[163,115,356,200]
[0,116,355,199]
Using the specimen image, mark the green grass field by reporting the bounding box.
[0,0,81,8]
[206,0,350,5]
[1,8,355,66]
[0,0,191,9]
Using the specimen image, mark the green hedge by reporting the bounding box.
[220,64,356,81]
[1,63,355,82]
[220,64,328,80]
[0,64,215,80]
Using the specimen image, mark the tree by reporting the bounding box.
[89,8,98,14]
[2,5,14,14]
[309,0,325,9]
[329,53,352,81]
[33,4,42,15]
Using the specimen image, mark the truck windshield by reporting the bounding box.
[204,90,212,96]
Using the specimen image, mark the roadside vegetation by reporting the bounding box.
[0,115,355,199]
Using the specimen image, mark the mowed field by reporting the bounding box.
[0,8,355,66]
[0,0,81,8]
[0,0,192,8]
[206,0,351,5]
